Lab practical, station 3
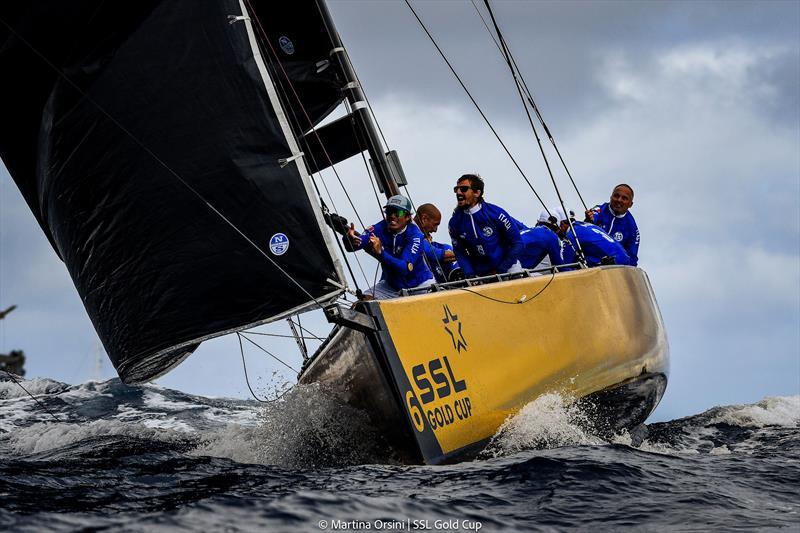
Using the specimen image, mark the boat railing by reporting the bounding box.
[399,262,584,297]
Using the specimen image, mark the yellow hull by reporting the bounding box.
[301,266,669,464]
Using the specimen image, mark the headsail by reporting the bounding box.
[0,0,348,383]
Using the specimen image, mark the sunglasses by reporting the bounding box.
[453,185,474,193]
[384,207,409,218]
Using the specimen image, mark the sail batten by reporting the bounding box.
[0,0,350,383]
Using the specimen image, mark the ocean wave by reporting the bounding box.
[0,376,797,465]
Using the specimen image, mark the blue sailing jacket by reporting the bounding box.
[563,221,630,267]
[448,202,524,277]
[519,225,564,269]
[589,202,639,266]
[344,220,433,290]
[422,239,460,283]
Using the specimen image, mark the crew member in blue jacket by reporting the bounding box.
[518,209,564,270]
[414,203,461,283]
[585,184,640,266]
[345,195,434,299]
[448,174,524,277]
[555,207,630,267]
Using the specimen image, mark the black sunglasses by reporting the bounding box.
[453,185,474,193]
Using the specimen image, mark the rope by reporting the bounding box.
[457,270,555,304]
[1,370,60,423]
[403,0,548,211]
[470,0,587,211]
[0,16,330,309]
[237,333,269,403]
[481,0,586,264]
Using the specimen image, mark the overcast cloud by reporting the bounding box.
[1,0,798,421]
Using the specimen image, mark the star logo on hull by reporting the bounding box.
[442,305,468,353]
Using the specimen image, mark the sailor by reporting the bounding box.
[448,173,524,278]
[518,209,565,271]
[414,203,462,283]
[585,184,640,266]
[555,207,630,267]
[345,195,434,299]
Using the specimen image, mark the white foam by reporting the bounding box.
[0,377,67,399]
[708,395,799,428]
[192,383,382,468]
[6,418,189,455]
[485,393,602,457]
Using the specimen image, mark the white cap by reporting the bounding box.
[537,209,557,225]
[553,206,573,222]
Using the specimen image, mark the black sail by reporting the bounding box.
[0,0,347,382]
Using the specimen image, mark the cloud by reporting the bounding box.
[0,2,797,419]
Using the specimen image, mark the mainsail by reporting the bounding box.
[0,0,350,382]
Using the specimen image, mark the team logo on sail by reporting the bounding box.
[269,233,290,255]
[278,36,295,55]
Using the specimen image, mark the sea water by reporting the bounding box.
[0,377,797,531]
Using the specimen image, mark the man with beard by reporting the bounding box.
[448,174,524,278]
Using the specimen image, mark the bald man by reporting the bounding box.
[586,184,640,266]
[414,203,461,282]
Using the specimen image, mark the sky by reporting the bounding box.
[1,0,798,423]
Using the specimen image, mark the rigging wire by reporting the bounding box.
[239,332,299,373]
[480,0,585,263]
[255,67,368,291]
[342,98,386,215]
[244,330,324,343]
[470,0,588,212]
[237,333,269,403]
[337,46,422,216]
[293,319,327,343]
[245,0,369,230]
[0,369,61,423]
[246,0,379,291]
[0,16,333,311]
[293,315,308,355]
[402,0,548,211]
[340,46,392,158]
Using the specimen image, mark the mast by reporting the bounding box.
[316,0,399,199]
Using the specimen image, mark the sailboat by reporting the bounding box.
[0,0,668,464]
